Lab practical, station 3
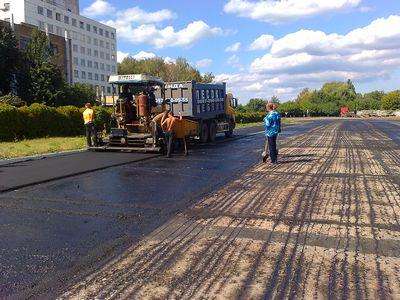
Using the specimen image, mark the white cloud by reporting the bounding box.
[114,7,176,25]
[196,58,213,68]
[82,0,115,17]
[107,20,224,49]
[117,51,130,63]
[227,54,240,65]
[216,15,400,102]
[223,0,362,23]
[225,42,241,52]
[132,51,157,60]
[249,34,275,51]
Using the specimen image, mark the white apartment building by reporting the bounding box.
[0,0,117,96]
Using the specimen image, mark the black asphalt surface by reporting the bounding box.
[0,119,375,298]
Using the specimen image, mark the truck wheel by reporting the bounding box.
[209,122,217,142]
[200,122,209,143]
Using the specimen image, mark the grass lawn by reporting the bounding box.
[0,136,86,160]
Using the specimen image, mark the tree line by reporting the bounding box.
[118,56,214,83]
[239,80,400,116]
[0,23,95,107]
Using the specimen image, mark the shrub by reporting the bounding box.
[0,104,23,141]
[0,94,26,107]
[235,111,265,123]
[381,91,400,111]
[57,105,84,136]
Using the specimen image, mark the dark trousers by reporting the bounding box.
[85,123,97,147]
[164,132,174,157]
[267,135,278,163]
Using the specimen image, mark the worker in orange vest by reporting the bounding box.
[83,103,97,147]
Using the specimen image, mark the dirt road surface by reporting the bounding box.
[57,120,400,299]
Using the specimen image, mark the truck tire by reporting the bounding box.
[200,122,209,143]
[209,122,217,142]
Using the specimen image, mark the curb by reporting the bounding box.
[0,149,87,167]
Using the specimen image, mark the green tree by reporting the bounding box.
[118,57,214,83]
[22,29,67,105]
[0,23,20,96]
[270,95,280,104]
[61,83,97,107]
[246,98,266,112]
[381,91,400,110]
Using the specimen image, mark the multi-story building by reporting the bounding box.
[0,0,117,96]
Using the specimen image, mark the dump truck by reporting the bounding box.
[159,81,238,143]
[91,75,238,153]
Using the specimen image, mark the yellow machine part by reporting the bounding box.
[174,119,199,139]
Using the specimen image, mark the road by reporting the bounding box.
[1,119,400,299]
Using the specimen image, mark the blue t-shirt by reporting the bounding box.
[264,111,281,137]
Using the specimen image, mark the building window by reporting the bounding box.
[88,72,93,80]
[95,73,99,81]
[100,63,104,70]
[81,71,86,79]
[47,24,54,34]
[106,53,110,60]
[56,13,61,21]
[100,52,104,59]
[86,36,91,44]
[87,60,93,68]
[72,44,78,52]
[47,9,53,18]
[86,24,91,32]
[79,21,84,29]
[74,70,79,78]
[81,59,86,67]
[72,31,78,40]
[93,26,98,34]
[101,74,105,81]
[72,18,77,27]
[112,66,116,73]
[111,32,115,39]
[87,48,92,56]
[64,15,69,24]
[105,31,109,38]
[111,44,115,51]
[111,54,116,61]
[99,28,103,36]
[93,38,98,46]
[73,57,78,65]
[80,46,85,54]
[106,42,110,49]
[94,62,99,69]
[94,50,98,57]
[99,40,104,48]
[38,20,45,30]
[107,87,111,94]
[56,26,62,36]
[37,6,44,15]
[106,64,110,71]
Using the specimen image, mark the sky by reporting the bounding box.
[80,0,400,103]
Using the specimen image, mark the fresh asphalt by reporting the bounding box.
[0,119,350,298]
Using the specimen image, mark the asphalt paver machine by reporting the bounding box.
[93,74,167,152]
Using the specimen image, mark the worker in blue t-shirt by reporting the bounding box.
[262,102,281,164]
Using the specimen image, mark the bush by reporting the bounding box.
[235,111,265,123]
[0,103,114,141]
[0,104,23,140]
[0,94,26,107]
[381,91,400,111]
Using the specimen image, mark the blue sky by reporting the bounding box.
[80,0,400,103]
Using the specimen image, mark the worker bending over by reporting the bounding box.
[161,110,186,158]
[82,103,97,147]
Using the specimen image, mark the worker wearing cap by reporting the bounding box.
[83,103,97,147]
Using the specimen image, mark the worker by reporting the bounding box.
[262,102,281,164]
[161,110,176,158]
[83,103,97,147]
